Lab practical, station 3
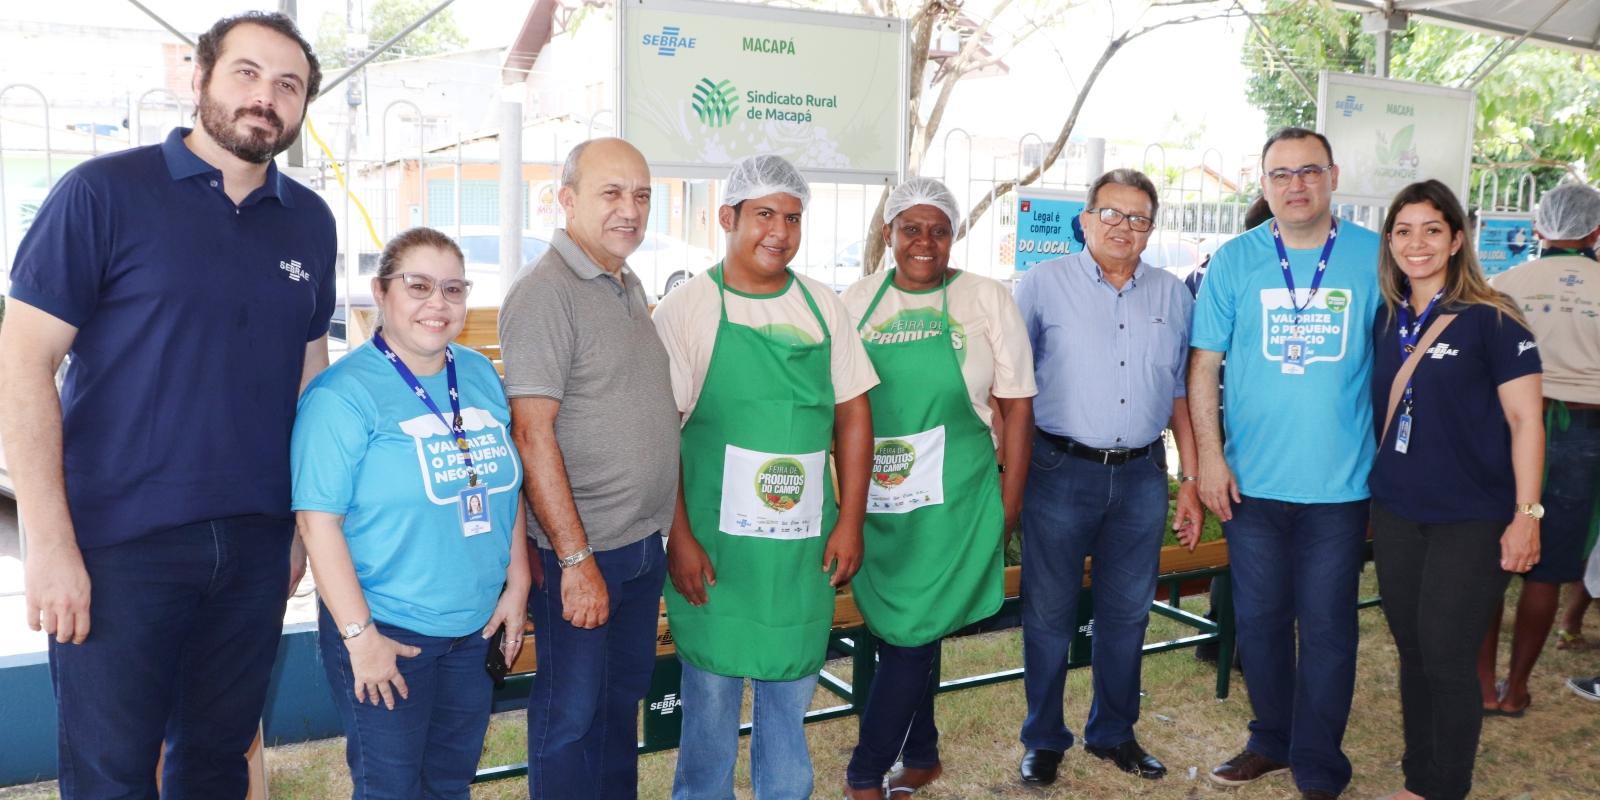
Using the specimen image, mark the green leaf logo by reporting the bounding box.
[871,439,916,488]
[692,78,740,128]
[754,457,805,512]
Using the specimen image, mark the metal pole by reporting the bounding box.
[454,131,463,241]
[380,99,423,240]
[124,0,195,46]
[1465,0,1572,89]
[499,100,524,289]
[0,84,53,267]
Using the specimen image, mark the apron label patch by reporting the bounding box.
[720,445,827,539]
[867,425,946,515]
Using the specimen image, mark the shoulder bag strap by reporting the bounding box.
[1382,313,1459,442]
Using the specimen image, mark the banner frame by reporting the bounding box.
[617,0,907,186]
[1315,71,1476,207]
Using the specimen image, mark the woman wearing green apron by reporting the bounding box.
[840,178,1038,799]
[653,155,878,800]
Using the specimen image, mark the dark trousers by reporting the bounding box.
[1224,496,1368,795]
[317,604,493,800]
[1019,434,1169,752]
[49,515,292,800]
[845,639,941,789]
[526,532,666,799]
[1372,502,1510,800]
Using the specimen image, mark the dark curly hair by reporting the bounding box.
[194,12,322,105]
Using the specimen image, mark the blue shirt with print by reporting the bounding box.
[292,343,522,637]
[1190,221,1381,503]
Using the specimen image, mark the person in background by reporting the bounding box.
[0,13,334,796]
[293,228,530,798]
[1482,182,1600,717]
[1367,180,1543,800]
[654,154,877,800]
[1013,168,1202,787]
[839,177,1037,798]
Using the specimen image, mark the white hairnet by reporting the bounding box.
[883,176,961,232]
[1536,182,1600,240]
[723,154,810,210]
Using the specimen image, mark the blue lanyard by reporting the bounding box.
[1395,291,1443,410]
[1271,219,1339,324]
[371,329,478,486]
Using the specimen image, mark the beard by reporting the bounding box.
[196,88,299,165]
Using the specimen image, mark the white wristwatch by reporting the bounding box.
[340,617,374,640]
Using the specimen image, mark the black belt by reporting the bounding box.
[1036,428,1154,466]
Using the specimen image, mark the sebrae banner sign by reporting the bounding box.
[1316,72,1475,206]
[619,0,906,183]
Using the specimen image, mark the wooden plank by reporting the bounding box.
[508,541,1231,675]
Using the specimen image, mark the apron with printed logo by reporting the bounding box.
[851,271,1004,646]
[665,266,839,681]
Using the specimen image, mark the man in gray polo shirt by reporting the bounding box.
[500,136,680,799]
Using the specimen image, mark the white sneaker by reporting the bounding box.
[1567,675,1600,701]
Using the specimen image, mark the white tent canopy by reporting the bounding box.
[1335,0,1600,56]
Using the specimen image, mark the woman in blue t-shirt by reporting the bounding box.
[291,227,530,799]
[1369,180,1544,800]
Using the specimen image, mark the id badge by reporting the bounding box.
[459,484,491,537]
[1281,337,1307,375]
[1395,413,1412,455]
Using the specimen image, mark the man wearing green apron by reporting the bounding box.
[653,154,878,800]
[840,177,1038,799]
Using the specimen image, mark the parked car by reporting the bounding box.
[629,231,717,298]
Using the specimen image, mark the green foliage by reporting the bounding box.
[1242,0,1600,194]
[312,0,469,69]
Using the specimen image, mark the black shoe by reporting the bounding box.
[1084,739,1167,779]
[1019,748,1063,784]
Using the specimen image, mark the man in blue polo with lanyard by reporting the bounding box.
[1188,127,1380,800]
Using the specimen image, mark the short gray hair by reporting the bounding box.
[561,140,594,190]
[1088,168,1160,218]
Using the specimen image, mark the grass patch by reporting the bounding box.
[6,571,1599,799]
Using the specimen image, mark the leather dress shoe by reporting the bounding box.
[1085,739,1167,779]
[1018,748,1063,784]
[1301,791,1339,800]
[1208,749,1290,786]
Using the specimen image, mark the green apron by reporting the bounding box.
[851,271,1004,647]
[664,265,840,681]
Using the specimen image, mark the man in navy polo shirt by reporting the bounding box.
[0,12,333,798]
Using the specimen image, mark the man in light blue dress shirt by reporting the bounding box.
[1012,169,1204,787]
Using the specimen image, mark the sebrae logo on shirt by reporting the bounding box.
[871,439,916,488]
[865,308,967,364]
[1258,287,1354,367]
[279,259,310,282]
[398,407,516,504]
[1425,341,1460,359]
[754,457,806,512]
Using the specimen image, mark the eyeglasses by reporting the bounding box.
[1086,207,1155,232]
[1266,164,1334,187]
[380,272,473,303]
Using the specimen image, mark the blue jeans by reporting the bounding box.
[48,515,291,800]
[1527,412,1600,583]
[846,639,941,789]
[317,604,492,800]
[1020,435,1168,752]
[527,532,666,799]
[672,658,820,800]
[1224,496,1368,795]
